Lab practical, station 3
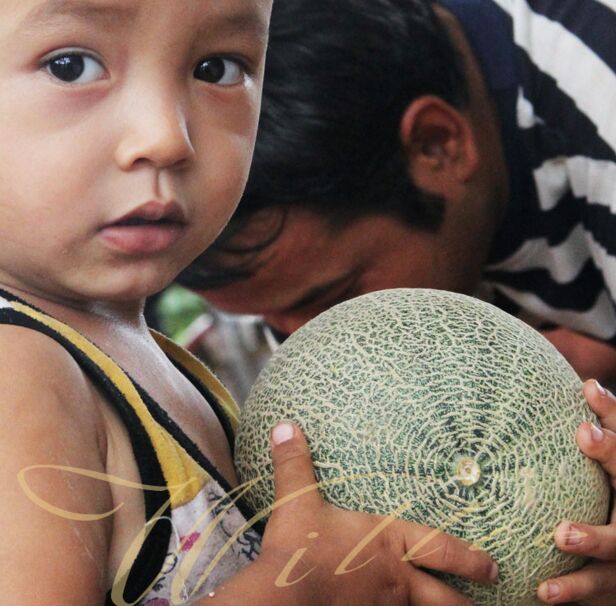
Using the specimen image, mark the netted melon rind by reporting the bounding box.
[235,289,611,606]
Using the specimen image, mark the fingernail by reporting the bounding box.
[594,380,606,396]
[490,562,499,582]
[564,523,585,545]
[547,582,560,598]
[272,423,295,445]
[590,423,605,442]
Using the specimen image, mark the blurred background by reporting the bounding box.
[150,285,276,405]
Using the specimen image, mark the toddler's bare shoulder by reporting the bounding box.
[0,324,107,461]
[0,324,114,601]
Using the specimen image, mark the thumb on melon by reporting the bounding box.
[270,422,322,510]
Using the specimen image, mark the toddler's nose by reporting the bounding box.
[114,91,194,171]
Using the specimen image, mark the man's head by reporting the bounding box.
[180,0,508,335]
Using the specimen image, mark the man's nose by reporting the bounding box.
[262,313,309,337]
[114,88,195,171]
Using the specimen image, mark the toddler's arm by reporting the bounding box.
[0,327,113,604]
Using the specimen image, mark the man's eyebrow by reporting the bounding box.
[19,0,137,31]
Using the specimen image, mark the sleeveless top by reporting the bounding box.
[0,289,261,606]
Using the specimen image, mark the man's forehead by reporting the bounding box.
[203,214,357,313]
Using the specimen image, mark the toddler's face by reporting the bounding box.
[0,0,271,305]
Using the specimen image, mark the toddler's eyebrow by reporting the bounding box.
[19,0,137,32]
[203,8,270,38]
[19,1,269,42]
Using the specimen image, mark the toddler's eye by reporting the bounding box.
[44,52,105,84]
[194,57,245,86]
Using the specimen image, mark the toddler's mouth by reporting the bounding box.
[100,201,188,254]
[108,200,187,228]
[113,217,179,227]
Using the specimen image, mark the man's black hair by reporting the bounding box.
[178,0,467,289]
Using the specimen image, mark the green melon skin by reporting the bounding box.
[234,289,611,605]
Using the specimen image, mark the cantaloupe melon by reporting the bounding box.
[234,289,611,605]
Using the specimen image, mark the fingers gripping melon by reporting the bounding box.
[234,289,611,605]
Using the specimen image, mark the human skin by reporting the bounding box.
[0,1,500,604]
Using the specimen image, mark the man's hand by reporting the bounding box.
[537,380,616,605]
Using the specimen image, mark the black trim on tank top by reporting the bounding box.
[132,380,264,534]
[166,357,237,452]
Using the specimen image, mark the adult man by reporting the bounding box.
[179,0,616,389]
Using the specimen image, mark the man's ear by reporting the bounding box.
[399,96,479,199]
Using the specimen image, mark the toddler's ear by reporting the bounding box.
[399,95,479,200]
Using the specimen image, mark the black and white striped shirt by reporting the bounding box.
[442,0,616,345]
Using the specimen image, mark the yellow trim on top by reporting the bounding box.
[11,301,209,507]
[151,330,240,433]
